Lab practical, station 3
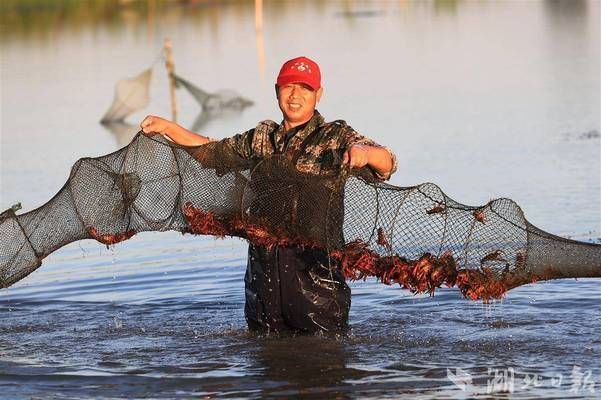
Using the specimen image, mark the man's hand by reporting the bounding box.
[342,144,370,168]
[343,144,395,179]
[140,115,212,146]
[140,115,173,136]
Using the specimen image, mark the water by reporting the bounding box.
[1,1,600,398]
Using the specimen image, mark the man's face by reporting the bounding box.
[276,83,323,126]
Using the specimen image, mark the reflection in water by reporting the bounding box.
[544,0,589,19]
[335,9,386,19]
[101,121,139,147]
[433,0,461,15]
[251,335,365,397]
[146,0,156,43]
[543,0,591,41]
[9,0,580,44]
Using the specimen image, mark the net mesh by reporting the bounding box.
[1,133,599,300]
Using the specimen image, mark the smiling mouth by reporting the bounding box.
[288,103,302,110]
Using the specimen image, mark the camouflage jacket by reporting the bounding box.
[222,110,397,180]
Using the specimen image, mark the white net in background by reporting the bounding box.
[101,69,153,123]
[174,74,253,112]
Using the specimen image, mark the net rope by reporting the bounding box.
[1,133,599,300]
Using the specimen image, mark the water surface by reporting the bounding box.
[1,1,600,398]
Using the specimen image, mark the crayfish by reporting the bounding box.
[377,227,392,251]
[426,205,446,215]
[87,227,136,248]
[473,209,486,224]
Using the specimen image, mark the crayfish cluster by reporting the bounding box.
[182,202,322,250]
[182,203,533,301]
[331,241,536,301]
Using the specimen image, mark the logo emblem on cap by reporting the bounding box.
[292,62,311,73]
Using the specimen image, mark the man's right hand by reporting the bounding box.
[140,115,212,147]
[140,115,173,136]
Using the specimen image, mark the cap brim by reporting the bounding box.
[276,75,320,91]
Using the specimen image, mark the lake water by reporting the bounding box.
[0,1,600,399]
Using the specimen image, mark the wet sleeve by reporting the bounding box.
[342,126,398,181]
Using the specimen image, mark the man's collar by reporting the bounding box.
[279,110,324,134]
[305,109,325,131]
[275,110,324,152]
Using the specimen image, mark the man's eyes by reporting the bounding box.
[284,84,311,91]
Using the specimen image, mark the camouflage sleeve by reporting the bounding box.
[220,120,279,159]
[221,128,255,159]
[341,125,398,181]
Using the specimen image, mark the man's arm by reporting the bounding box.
[343,144,396,179]
[140,115,212,146]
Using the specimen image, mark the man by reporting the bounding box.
[141,56,396,334]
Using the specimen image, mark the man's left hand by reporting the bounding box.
[342,144,370,168]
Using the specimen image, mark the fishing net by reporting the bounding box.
[174,74,254,131]
[100,69,153,123]
[174,74,254,114]
[99,70,251,130]
[1,133,599,300]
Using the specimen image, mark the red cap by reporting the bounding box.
[276,56,321,90]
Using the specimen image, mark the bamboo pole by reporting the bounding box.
[147,0,155,43]
[164,38,177,122]
[255,0,265,81]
